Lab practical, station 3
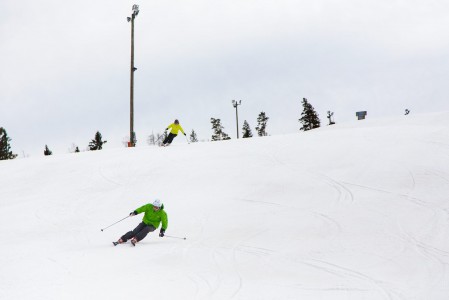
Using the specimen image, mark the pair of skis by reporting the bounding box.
[112,235,186,246]
[113,240,136,247]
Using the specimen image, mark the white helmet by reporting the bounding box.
[152,199,162,208]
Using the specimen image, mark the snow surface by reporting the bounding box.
[1,113,449,300]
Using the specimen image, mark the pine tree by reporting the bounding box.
[190,130,199,143]
[0,127,17,160]
[75,147,80,153]
[242,120,253,138]
[211,118,231,141]
[89,131,107,150]
[44,145,52,156]
[299,98,321,131]
[255,112,269,136]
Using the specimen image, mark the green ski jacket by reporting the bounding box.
[135,203,168,230]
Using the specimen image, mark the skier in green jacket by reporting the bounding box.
[161,119,186,146]
[114,199,168,246]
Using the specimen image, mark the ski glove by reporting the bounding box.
[184,133,186,136]
[130,211,137,216]
[159,228,165,237]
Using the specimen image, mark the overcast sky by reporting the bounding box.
[1,0,449,157]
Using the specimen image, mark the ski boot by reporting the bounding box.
[113,239,124,246]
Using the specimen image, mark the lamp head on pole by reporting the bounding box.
[132,4,140,16]
[232,99,242,107]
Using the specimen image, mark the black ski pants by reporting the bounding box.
[163,133,177,144]
[121,222,156,242]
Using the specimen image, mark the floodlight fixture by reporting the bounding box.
[132,4,140,16]
[127,17,131,22]
[232,99,241,107]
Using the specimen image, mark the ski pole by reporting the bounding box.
[164,234,187,240]
[156,131,166,142]
[184,134,190,144]
[155,133,164,144]
[101,215,130,232]
[155,130,167,145]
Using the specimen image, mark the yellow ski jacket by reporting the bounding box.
[166,123,185,135]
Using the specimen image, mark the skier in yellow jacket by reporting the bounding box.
[162,119,186,146]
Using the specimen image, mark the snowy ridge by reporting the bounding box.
[1,112,449,300]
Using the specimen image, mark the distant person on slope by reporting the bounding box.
[113,199,168,246]
[161,119,186,146]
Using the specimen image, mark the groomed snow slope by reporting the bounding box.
[1,113,449,300]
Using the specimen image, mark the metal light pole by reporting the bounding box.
[127,4,139,147]
[232,100,242,139]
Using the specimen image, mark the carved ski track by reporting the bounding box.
[266,144,358,211]
[341,181,449,217]
[192,229,270,299]
[396,219,449,260]
[181,215,215,299]
[185,274,201,300]
[316,173,355,205]
[406,167,416,194]
[98,165,122,187]
[268,142,356,207]
[267,141,303,173]
[234,245,275,257]
[236,197,282,207]
[302,259,407,300]
[343,180,449,252]
[394,222,448,294]
[310,211,343,235]
[424,168,449,185]
[208,249,239,298]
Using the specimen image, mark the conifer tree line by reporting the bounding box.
[207,98,326,140]
[0,129,109,159]
[44,145,52,156]
[2,97,332,157]
[210,118,231,141]
[256,112,269,136]
[189,130,198,143]
[0,127,17,160]
[299,98,321,131]
[89,131,107,150]
[242,120,253,138]
[208,111,271,141]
